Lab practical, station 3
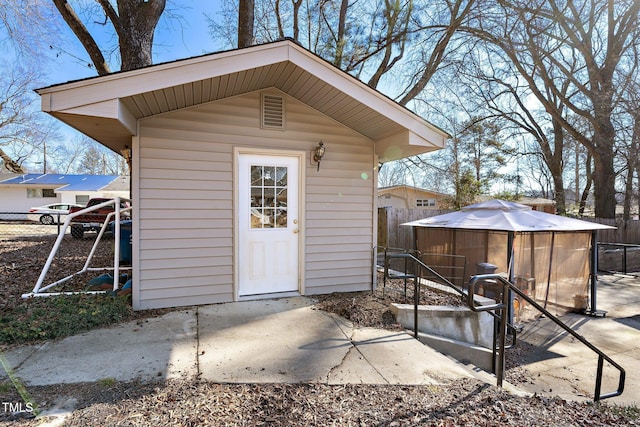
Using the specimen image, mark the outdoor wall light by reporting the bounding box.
[313,141,325,171]
[120,147,131,163]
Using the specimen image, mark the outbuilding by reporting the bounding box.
[36,39,448,310]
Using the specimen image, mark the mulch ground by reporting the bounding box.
[1,234,638,426]
[3,378,635,426]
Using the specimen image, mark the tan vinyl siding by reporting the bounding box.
[136,90,374,309]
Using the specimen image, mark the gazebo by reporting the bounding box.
[403,199,614,317]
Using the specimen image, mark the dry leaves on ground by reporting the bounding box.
[2,378,637,426]
[1,235,638,426]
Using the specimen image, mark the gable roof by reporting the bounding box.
[36,39,448,162]
[0,174,120,192]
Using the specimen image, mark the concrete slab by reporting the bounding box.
[325,346,387,384]
[1,309,198,386]
[197,297,353,383]
[2,296,484,391]
[345,328,475,385]
[514,274,640,405]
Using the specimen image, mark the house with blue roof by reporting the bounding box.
[0,174,129,217]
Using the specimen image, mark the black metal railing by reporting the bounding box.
[468,274,625,402]
[381,251,519,358]
[376,246,625,402]
[378,246,421,301]
[599,242,640,274]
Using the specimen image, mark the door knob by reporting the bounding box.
[293,229,299,234]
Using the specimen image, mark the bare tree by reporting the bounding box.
[210,0,475,100]
[619,79,640,219]
[0,63,58,173]
[464,0,640,218]
[397,0,475,105]
[0,0,64,172]
[76,140,127,175]
[456,44,573,213]
[51,0,166,74]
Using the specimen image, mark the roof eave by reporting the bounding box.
[37,40,449,159]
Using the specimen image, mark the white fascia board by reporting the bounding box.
[59,99,137,135]
[38,39,448,147]
[376,131,444,162]
[287,45,449,144]
[407,129,446,149]
[36,43,293,113]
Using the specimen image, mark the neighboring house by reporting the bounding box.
[378,185,448,209]
[0,174,128,218]
[36,39,449,310]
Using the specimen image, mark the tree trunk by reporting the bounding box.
[579,153,593,217]
[292,0,303,41]
[238,0,254,48]
[637,169,640,219]
[623,163,633,220]
[116,0,165,71]
[52,0,111,75]
[591,118,617,218]
[332,0,349,68]
[547,119,566,215]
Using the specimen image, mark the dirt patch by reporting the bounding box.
[313,273,464,330]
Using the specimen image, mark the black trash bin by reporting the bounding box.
[476,262,499,298]
[477,262,498,275]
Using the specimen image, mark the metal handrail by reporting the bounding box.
[468,274,625,402]
[599,242,640,274]
[384,253,464,296]
[382,252,519,356]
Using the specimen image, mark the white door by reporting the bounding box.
[238,153,300,296]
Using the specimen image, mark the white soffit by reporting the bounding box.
[37,40,448,158]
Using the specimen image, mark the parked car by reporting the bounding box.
[69,198,131,238]
[28,203,83,225]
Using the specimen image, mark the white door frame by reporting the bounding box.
[234,147,305,300]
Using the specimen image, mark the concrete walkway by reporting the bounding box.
[1,297,480,388]
[3,275,637,407]
[515,274,640,406]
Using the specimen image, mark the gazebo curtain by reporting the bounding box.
[415,228,592,318]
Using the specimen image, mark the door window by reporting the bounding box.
[250,165,288,229]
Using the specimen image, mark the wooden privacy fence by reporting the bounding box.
[378,208,640,251]
[377,208,449,249]
[584,218,640,244]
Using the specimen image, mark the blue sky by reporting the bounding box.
[26,1,226,169]
[44,1,224,85]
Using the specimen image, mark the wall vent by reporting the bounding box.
[261,93,285,129]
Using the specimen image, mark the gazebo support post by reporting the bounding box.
[543,232,556,309]
[589,230,607,317]
[507,232,515,323]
